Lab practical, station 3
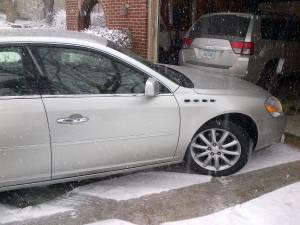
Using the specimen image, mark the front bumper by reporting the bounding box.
[255,114,287,150]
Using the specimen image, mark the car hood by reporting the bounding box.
[165,65,269,97]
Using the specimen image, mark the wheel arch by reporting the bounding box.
[192,113,259,150]
[183,113,259,176]
[257,58,281,92]
[260,58,280,77]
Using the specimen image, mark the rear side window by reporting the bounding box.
[261,18,287,41]
[0,46,37,96]
[189,14,251,41]
[261,18,300,42]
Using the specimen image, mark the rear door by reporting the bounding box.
[0,45,51,188]
[31,45,180,179]
[186,14,252,68]
[258,17,298,74]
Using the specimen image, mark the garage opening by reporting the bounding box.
[158,0,300,138]
[158,0,248,65]
[158,0,194,64]
[158,0,300,65]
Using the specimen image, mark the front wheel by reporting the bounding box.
[186,120,252,176]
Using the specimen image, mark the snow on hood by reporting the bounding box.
[165,65,269,97]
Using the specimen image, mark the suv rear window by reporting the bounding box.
[189,14,251,41]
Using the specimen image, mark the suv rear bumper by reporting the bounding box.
[179,49,249,77]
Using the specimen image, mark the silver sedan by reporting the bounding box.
[0,30,286,192]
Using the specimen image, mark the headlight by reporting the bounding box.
[265,96,283,117]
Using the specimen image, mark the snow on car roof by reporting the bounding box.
[0,29,108,46]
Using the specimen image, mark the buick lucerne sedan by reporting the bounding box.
[0,30,286,191]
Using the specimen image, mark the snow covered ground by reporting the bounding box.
[74,171,211,201]
[238,143,300,174]
[0,144,299,224]
[0,172,210,224]
[84,181,300,225]
[0,13,48,29]
[162,181,300,225]
[0,203,71,224]
[74,144,300,201]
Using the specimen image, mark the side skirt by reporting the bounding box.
[0,159,183,192]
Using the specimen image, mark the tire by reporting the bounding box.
[185,120,252,176]
[257,62,279,96]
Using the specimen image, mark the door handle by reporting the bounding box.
[57,114,89,125]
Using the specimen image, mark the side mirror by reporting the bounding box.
[145,78,160,97]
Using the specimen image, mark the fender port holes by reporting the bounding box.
[186,99,215,103]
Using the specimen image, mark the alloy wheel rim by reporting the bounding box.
[190,128,241,172]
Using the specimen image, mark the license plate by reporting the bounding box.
[198,49,216,59]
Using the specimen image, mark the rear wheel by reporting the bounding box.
[186,120,251,176]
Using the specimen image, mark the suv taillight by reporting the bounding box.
[230,41,254,55]
[183,38,193,49]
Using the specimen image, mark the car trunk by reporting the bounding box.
[185,14,252,69]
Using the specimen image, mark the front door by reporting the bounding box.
[0,46,51,188]
[31,45,180,179]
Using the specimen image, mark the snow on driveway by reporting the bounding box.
[0,144,298,223]
[74,144,300,201]
[0,203,72,224]
[85,219,137,225]
[74,171,211,201]
[238,143,300,174]
[162,181,300,225]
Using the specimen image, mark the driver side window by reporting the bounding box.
[34,46,148,95]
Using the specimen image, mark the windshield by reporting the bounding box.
[108,42,194,88]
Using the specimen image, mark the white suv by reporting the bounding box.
[179,13,300,93]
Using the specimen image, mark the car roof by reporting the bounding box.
[0,29,108,46]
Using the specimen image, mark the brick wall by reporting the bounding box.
[66,0,80,30]
[66,0,149,58]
